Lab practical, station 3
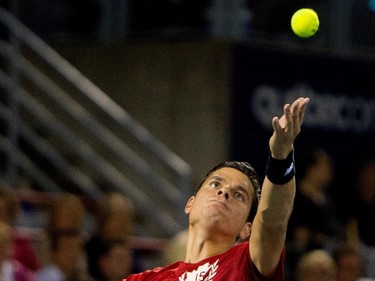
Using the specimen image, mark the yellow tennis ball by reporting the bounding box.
[291,8,319,38]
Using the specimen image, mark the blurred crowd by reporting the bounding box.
[0,183,138,281]
[284,146,375,281]
[0,146,374,281]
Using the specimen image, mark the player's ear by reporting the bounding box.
[184,196,195,214]
[239,222,252,241]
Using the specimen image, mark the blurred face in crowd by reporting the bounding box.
[0,222,12,262]
[296,250,336,281]
[99,240,133,281]
[52,230,84,276]
[358,162,375,203]
[336,253,362,281]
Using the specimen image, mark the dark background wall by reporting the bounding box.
[54,40,232,187]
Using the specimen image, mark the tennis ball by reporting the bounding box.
[291,8,319,38]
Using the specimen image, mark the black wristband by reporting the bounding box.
[266,150,295,184]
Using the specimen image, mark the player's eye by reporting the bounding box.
[235,192,244,201]
[210,181,220,188]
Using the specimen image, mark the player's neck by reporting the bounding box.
[184,226,234,263]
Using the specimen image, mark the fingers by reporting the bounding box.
[272,116,281,132]
[269,97,309,159]
[298,97,310,124]
[272,97,309,134]
[290,97,309,125]
[284,103,293,130]
[279,97,309,135]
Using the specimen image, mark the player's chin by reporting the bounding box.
[203,207,229,221]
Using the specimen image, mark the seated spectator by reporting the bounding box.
[286,146,344,279]
[0,220,35,281]
[85,192,135,281]
[162,229,188,266]
[295,249,336,281]
[351,159,375,279]
[0,180,41,272]
[333,243,375,281]
[36,192,91,281]
[87,235,132,281]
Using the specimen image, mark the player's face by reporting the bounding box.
[186,167,253,235]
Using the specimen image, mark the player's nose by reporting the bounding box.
[217,188,229,200]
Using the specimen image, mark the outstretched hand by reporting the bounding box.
[269,97,310,159]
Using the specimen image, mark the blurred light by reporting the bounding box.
[369,0,375,12]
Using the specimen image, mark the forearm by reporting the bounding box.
[256,149,296,229]
[250,177,295,274]
[257,178,295,227]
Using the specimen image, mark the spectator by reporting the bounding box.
[351,159,375,279]
[36,192,91,281]
[162,229,188,265]
[0,180,41,272]
[333,243,375,281]
[286,146,344,279]
[295,249,336,281]
[85,192,135,281]
[0,220,35,281]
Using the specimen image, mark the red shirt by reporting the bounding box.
[12,232,41,272]
[123,242,285,281]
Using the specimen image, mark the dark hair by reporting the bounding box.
[197,161,261,223]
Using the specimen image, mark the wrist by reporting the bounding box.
[266,149,295,184]
[270,145,294,160]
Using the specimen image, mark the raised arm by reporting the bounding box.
[249,97,310,275]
